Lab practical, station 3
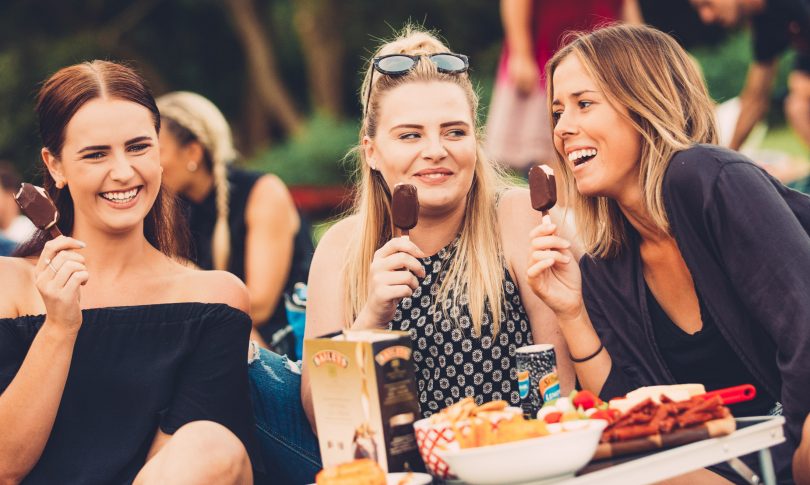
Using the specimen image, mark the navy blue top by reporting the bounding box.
[646,283,775,417]
[581,144,810,483]
[182,167,314,347]
[0,303,261,484]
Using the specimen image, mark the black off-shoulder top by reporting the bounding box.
[0,302,261,484]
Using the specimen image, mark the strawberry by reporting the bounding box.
[572,390,599,410]
[590,410,613,423]
[543,411,563,424]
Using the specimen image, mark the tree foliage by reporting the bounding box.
[0,0,502,183]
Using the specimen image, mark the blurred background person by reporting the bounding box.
[628,0,810,191]
[0,161,36,244]
[689,0,810,152]
[157,92,313,358]
[485,0,627,176]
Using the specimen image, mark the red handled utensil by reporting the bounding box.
[699,384,756,405]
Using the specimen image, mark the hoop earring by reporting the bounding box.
[186,161,199,172]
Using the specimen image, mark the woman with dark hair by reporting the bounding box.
[1,61,258,484]
[528,24,810,483]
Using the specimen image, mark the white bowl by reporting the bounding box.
[436,419,607,485]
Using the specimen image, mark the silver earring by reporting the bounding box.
[186,161,199,172]
[369,159,377,171]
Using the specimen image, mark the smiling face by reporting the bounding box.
[551,54,643,200]
[44,97,161,235]
[364,80,477,217]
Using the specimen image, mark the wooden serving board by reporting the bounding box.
[593,417,736,460]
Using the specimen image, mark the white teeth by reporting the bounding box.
[100,187,139,202]
[567,149,597,162]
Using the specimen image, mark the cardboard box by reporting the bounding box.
[305,330,425,472]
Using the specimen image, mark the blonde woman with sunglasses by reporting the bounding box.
[247,26,579,483]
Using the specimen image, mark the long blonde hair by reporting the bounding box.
[546,24,718,259]
[157,91,238,270]
[344,26,513,336]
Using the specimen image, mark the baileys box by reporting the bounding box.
[305,330,425,472]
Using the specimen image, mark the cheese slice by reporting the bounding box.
[609,384,706,414]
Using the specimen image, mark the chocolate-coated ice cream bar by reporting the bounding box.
[528,165,557,215]
[391,183,419,237]
[14,183,62,239]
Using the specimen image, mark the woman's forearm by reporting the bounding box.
[500,0,534,58]
[557,308,612,395]
[794,414,810,485]
[0,322,76,482]
[300,367,318,435]
[246,236,295,326]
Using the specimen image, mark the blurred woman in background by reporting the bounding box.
[157,92,313,356]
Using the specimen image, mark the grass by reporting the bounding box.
[761,125,808,159]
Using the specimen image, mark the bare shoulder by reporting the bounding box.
[497,187,531,214]
[308,216,359,286]
[249,174,295,209]
[0,256,35,279]
[246,174,298,227]
[496,188,542,240]
[315,215,359,255]
[496,187,584,264]
[171,264,250,315]
[0,256,37,318]
[255,173,292,197]
[497,187,571,226]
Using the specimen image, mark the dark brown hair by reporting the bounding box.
[15,60,188,258]
[0,161,21,192]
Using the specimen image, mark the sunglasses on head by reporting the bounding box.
[364,52,469,114]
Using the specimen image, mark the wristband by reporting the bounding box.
[570,342,604,363]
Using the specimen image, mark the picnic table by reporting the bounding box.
[561,416,785,485]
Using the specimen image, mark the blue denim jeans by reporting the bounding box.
[249,348,322,485]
